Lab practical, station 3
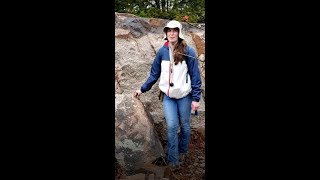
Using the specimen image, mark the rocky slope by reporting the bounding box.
[115,12,205,179]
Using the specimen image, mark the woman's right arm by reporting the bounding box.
[134,48,162,97]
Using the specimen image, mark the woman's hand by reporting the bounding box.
[134,90,142,98]
[191,101,200,111]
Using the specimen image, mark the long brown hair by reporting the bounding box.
[173,38,187,65]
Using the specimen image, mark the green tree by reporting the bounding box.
[115,0,205,23]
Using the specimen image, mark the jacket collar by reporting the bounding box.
[163,41,169,49]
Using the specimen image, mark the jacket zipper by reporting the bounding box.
[186,72,188,83]
[167,63,171,96]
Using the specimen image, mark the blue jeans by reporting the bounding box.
[163,93,192,165]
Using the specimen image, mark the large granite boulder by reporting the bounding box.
[115,94,164,174]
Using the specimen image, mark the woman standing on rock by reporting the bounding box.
[134,20,202,170]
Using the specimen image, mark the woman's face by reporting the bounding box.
[166,28,179,43]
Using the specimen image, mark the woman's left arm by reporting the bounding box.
[186,46,202,103]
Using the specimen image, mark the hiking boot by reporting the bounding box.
[168,162,180,171]
[179,153,186,165]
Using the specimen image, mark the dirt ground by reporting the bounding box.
[172,127,205,180]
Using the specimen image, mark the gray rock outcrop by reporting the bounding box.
[115,12,205,175]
